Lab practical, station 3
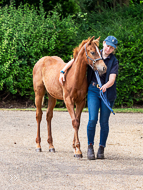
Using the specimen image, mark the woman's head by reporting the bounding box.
[103,36,118,56]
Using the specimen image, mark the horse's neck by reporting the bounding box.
[68,56,87,88]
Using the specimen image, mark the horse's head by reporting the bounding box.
[85,36,107,75]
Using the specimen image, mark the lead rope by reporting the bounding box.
[94,70,115,115]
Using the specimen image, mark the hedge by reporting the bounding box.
[76,4,143,107]
[0,3,143,107]
[0,3,79,101]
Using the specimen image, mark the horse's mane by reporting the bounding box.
[73,38,91,60]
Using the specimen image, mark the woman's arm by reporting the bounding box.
[100,74,116,92]
[61,59,74,73]
[59,59,74,85]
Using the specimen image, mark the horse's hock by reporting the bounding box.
[1,111,143,189]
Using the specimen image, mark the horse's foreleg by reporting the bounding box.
[73,134,76,149]
[73,99,86,157]
[46,94,56,152]
[64,97,82,158]
[72,118,82,157]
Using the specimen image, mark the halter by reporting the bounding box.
[84,43,103,69]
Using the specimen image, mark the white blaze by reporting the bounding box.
[96,46,101,58]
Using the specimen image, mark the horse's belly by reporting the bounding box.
[46,84,63,100]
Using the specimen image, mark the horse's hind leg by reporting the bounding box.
[34,84,45,152]
[46,94,56,152]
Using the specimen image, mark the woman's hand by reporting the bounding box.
[59,73,65,85]
[100,74,116,93]
[100,84,107,93]
[59,58,74,86]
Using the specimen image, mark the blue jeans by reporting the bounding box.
[87,83,114,147]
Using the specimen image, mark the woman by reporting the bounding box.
[59,36,118,160]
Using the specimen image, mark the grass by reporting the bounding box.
[0,107,143,113]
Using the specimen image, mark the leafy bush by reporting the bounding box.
[0,3,143,107]
[0,3,79,102]
[75,4,143,107]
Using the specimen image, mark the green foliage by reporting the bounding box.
[76,4,143,107]
[0,2,79,101]
[73,0,142,14]
[0,2,143,107]
[0,0,79,17]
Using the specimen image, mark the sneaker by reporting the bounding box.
[87,144,95,160]
[97,146,105,159]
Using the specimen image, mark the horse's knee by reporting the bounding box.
[72,119,80,130]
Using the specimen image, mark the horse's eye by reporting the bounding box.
[90,52,95,56]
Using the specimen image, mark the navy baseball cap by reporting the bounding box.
[104,36,118,49]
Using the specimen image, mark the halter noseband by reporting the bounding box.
[84,43,103,69]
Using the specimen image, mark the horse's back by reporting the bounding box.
[33,56,65,73]
[51,56,65,63]
[33,56,66,100]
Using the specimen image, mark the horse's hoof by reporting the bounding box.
[35,148,42,152]
[74,154,83,158]
[49,148,55,153]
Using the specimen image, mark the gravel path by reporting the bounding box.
[0,110,143,190]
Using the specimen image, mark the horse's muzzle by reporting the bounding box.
[96,65,107,76]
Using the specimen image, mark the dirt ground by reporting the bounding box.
[0,110,143,190]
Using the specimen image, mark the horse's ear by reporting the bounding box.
[93,36,100,47]
[90,36,95,42]
[87,36,95,45]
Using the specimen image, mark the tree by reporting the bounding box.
[0,0,79,17]
[74,0,142,13]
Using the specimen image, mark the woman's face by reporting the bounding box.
[103,41,115,56]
